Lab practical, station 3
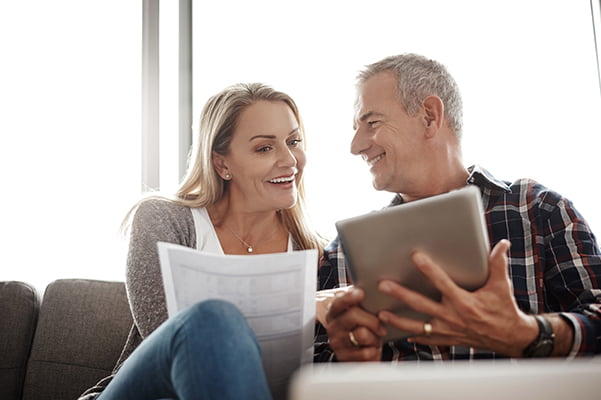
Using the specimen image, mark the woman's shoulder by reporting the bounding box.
[133,196,194,226]
[128,196,197,248]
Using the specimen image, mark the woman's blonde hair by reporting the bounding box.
[127,83,326,252]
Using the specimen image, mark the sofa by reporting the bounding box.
[4,279,601,400]
[0,279,132,400]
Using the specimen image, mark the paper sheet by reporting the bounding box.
[158,242,317,400]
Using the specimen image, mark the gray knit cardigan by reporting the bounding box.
[79,198,196,399]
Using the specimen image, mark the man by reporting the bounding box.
[315,53,601,362]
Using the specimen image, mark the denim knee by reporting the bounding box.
[177,299,250,338]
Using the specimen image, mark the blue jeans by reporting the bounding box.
[97,299,272,400]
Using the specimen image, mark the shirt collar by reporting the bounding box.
[388,164,511,206]
[466,164,512,193]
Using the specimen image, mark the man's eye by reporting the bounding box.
[367,121,380,127]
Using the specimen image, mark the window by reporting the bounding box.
[0,1,141,291]
[188,0,601,239]
[2,1,599,292]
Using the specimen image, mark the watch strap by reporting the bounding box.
[523,315,555,358]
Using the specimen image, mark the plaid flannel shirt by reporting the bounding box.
[315,165,601,361]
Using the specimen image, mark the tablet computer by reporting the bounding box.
[335,185,490,341]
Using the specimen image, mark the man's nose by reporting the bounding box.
[350,126,370,156]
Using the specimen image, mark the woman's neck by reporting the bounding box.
[209,197,281,232]
[207,196,287,254]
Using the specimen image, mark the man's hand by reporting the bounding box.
[325,287,387,361]
[377,239,540,357]
[316,287,352,328]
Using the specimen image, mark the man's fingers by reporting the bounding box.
[352,325,381,348]
[378,279,443,318]
[335,344,382,362]
[326,287,388,338]
[378,309,428,336]
[379,309,469,339]
[487,239,511,283]
[326,287,364,321]
[411,251,462,300]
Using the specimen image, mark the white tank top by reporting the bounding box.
[189,207,292,253]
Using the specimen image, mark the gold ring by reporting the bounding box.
[423,322,433,337]
[348,331,360,347]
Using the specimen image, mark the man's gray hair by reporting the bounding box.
[357,53,464,138]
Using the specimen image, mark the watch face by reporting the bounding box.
[524,315,555,358]
[531,339,554,357]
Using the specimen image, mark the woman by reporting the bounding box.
[79,83,326,400]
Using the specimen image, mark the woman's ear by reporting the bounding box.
[212,151,231,180]
[422,95,444,137]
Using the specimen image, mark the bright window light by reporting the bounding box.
[1,1,599,292]
[0,1,141,291]
[190,0,601,239]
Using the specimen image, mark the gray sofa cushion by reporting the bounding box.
[0,281,40,400]
[22,279,132,400]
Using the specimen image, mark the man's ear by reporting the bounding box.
[422,95,444,137]
[212,151,230,179]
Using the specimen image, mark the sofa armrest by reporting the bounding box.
[0,281,40,400]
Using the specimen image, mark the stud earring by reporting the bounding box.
[224,173,232,180]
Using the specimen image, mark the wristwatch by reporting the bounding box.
[523,315,555,357]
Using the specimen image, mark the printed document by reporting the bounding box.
[157,242,317,400]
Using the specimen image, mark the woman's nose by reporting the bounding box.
[278,146,297,167]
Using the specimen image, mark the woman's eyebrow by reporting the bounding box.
[249,128,299,142]
[249,134,276,141]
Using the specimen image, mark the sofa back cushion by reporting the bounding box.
[22,279,132,400]
[0,281,40,400]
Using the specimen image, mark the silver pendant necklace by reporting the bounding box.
[225,225,278,253]
[225,226,255,253]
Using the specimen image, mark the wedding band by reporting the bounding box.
[348,331,360,347]
[423,322,433,337]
